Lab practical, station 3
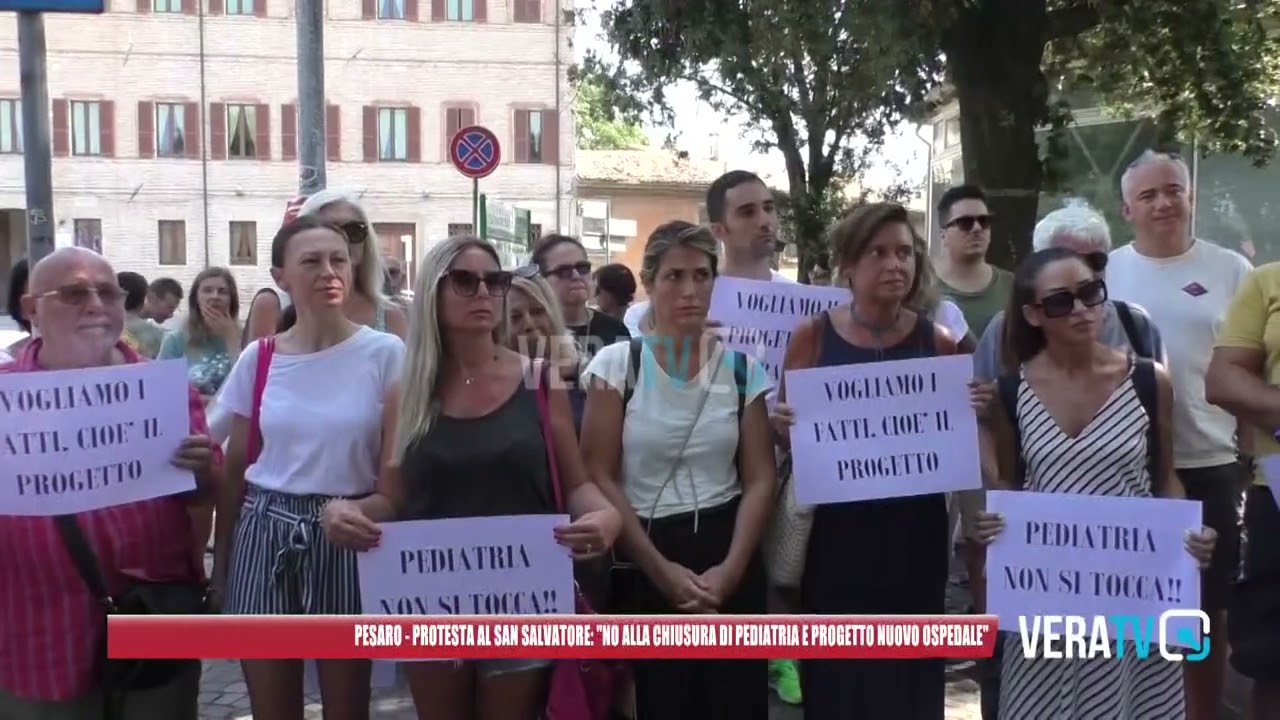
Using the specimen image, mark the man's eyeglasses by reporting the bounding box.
[37,283,127,307]
[946,215,993,232]
[445,269,513,298]
[338,221,368,244]
[543,261,592,281]
[1035,279,1108,319]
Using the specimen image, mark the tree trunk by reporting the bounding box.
[945,0,1052,271]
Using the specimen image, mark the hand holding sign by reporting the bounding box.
[770,402,796,447]
[969,379,996,420]
[972,510,1005,545]
[553,508,620,559]
[1184,527,1217,569]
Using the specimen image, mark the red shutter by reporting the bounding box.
[210,102,226,160]
[362,105,377,162]
[281,103,297,161]
[326,104,341,162]
[137,101,154,158]
[445,108,460,142]
[513,0,527,22]
[513,109,529,163]
[99,101,115,157]
[252,0,266,16]
[473,0,485,21]
[406,106,421,162]
[430,0,443,20]
[136,0,150,12]
[181,0,195,14]
[405,0,417,21]
[462,107,475,129]
[183,101,199,158]
[540,109,557,166]
[52,99,68,157]
[207,0,222,13]
[255,103,270,159]
[361,0,374,18]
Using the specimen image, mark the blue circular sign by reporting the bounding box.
[449,125,502,179]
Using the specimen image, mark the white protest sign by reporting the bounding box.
[785,354,980,504]
[0,359,195,515]
[986,490,1202,630]
[707,277,847,387]
[1257,454,1280,508]
[358,514,575,623]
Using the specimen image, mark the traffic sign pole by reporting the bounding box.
[18,12,55,265]
[472,178,479,231]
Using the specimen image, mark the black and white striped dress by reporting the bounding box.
[999,367,1186,719]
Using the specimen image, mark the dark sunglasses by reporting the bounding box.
[1036,279,1108,318]
[946,214,993,232]
[37,282,126,306]
[446,269,513,298]
[543,261,592,281]
[338,221,368,244]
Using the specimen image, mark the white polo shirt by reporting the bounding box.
[1107,239,1252,468]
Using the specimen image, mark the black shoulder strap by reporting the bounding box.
[1131,358,1162,487]
[733,350,749,421]
[997,373,1026,488]
[1113,301,1151,359]
[622,337,644,409]
[53,515,114,609]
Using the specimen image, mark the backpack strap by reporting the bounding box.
[996,372,1025,488]
[1130,357,1162,487]
[1113,301,1152,359]
[622,336,644,409]
[733,349,749,422]
[247,336,276,464]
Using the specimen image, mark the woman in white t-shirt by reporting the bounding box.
[581,220,777,719]
[212,216,405,719]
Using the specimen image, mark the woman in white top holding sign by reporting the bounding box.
[771,203,985,720]
[975,246,1215,719]
[581,220,777,719]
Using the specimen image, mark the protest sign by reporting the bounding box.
[1257,454,1280,508]
[358,514,575,627]
[986,490,1202,630]
[0,359,194,515]
[785,354,980,504]
[707,277,847,386]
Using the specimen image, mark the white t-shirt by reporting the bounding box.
[582,341,771,519]
[1107,239,1252,468]
[220,326,405,495]
[623,269,796,336]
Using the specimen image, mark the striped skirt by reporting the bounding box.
[223,485,362,615]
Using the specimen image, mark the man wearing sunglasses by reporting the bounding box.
[965,201,1166,720]
[934,185,1013,340]
[1108,149,1254,720]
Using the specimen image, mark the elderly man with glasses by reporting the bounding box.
[0,247,220,720]
[959,201,1167,720]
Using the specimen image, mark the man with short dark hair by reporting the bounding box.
[119,271,165,358]
[933,185,1012,337]
[143,277,184,325]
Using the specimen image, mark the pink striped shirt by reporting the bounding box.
[0,340,217,701]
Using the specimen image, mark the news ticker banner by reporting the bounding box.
[108,615,998,661]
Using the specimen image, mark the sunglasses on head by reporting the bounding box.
[946,214,993,232]
[1035,278,1108,318]
[543,261,592,281]
[445,269,513,298]
[514,265,541,279]
[38,282,126,307]
[338,221,368,244]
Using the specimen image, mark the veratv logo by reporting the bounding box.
[1018,610,1210,662]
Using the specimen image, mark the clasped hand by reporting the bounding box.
[320,499,381,551]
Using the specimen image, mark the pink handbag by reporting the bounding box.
[533,363,626,720]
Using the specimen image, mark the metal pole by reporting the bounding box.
[604,199,611,263]
[472,179,479,230]
[18,13,55,265]
[295,0,326,194]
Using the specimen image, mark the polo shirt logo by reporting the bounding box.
[1182,282,1208,297]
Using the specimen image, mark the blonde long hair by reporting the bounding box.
[511,274,582,374]
[394,235,508,462]
[297,189,389,307]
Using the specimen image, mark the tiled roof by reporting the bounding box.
[576,149,725,187]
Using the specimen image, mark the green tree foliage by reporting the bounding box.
[574,72,650,150]
[588,0,1279,272]
[584,0,938,281]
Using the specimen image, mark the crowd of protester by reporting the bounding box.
[1,153,1278,720]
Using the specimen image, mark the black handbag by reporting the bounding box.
[53,514,208,719]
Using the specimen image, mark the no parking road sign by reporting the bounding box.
[449,126,501,179]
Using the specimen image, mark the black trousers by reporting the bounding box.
[612,498,769,720]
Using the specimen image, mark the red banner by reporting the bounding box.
[107,614,999,660]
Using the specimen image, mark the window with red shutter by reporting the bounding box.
[136,0,151,12]
[153,102,188,158]
[429,0,443,20]
[539,109,558,166]
[51,99,69,157]
[472,0,484,22]
[362,105,377,162]
[210,102,226,160]
[137,101,155,159]
[406,106,421,162]
[68,101,106,157]
[183,101,200,158]
[224,104,259,159]
[513,109,529,163]
[179,0,195,14]
[255,103,270,159]
[514,0,539,23]
[326,104,341,162]
[404,0,417,21]
[443,105,476,145]
[281,103,297,161]
[224,0,252,15]
[361,0,374,18]
[207,0,223,13]
[0,99,23,155]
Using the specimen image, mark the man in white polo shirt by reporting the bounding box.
[1106,149,1252,720]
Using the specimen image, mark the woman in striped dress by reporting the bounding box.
[976,248,1216,719]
